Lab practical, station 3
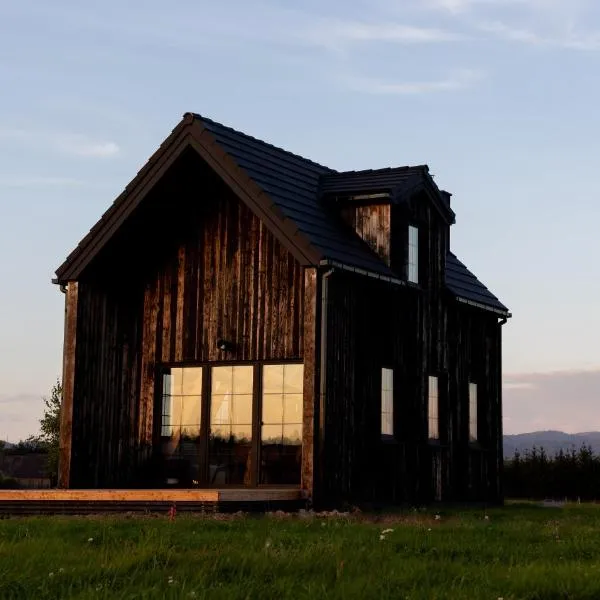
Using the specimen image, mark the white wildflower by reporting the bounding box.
[381,528,394,535]
[265,539,272,549]
[87,537,94,543]
[59,568,65,573]
[48,572,54,578]
[427,528,432,532]
[434,514,441,520]
[379,534,386,541]
[168,576,175,585]
[484,515,490,521]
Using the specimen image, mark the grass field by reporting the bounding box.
[1,503,600,599]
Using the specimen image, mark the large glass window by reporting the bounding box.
[261,364,303,484]
[469,382,478,442]
[428,375,439,440]
[381,368,394,437]
[408,225,419,284]
[161,367,202,486]
[208,366,254,485]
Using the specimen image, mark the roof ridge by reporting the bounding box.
[188,112,336,174]
[323,165,429,177]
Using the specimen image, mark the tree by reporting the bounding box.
[29,379,62,485]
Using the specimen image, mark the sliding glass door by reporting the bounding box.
[208,366,254,485]
[159,362,303,487]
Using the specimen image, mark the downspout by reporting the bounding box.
[497,315,507,503]
[317,266,335,504]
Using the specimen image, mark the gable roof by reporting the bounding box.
[54,112,508,317]
[446,253,509,316]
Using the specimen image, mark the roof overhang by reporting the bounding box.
[54,114,323,285]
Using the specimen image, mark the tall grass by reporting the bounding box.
[1,504,600,599]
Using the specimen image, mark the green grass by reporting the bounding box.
[2,504,600,599]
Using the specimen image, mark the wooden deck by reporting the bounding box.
[0,488,306,516]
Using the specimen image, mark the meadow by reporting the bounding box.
[1,503,600,599]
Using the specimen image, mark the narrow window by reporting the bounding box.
[469,382,478,442]
[381,368,394,437]
[428,375,439,440]
[261,364,304,484]
[408,225,419,283]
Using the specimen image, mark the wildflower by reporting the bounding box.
[427,528,432,532]
[321,522,326,527]
[381,528,394,535]
[434,514,441,520]
[265,539,272,549]
[87,537,94,543]
[168,576,175,585]
[59,568,65,573]
[49,572,55,578]
[484,515,490,521]
[379,534,386,541]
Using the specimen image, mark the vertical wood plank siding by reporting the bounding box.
[341,204,391,265]
[58,282,78,489]
[68,152,305,488]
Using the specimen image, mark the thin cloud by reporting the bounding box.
[0,127,120,158]
[477,19,600,49]
[343,68,484,95]
[303,21,464,49]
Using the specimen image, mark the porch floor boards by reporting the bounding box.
[0,488,306,516]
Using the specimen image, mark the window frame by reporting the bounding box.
[407,224,419,284]
[428,375,439,441]
[157,360,304,489]
[468,382,478,442]
[381,367,394,439]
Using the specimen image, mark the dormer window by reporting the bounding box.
[408,225,419,283]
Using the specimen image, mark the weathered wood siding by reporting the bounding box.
[66,150,306,488]
[341,203,391,265]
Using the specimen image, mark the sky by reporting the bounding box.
[1,0,599,441]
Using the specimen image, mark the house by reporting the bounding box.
[0,453,52,489]
[53,112,510,508]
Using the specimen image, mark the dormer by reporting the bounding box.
[320,166,455,282]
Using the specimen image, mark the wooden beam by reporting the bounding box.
[58,281,78,488]
[0,488,303,502]
[301,268,319,500]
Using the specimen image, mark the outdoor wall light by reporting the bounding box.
[216,338,235,352]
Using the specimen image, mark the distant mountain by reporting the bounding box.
[503,431,600,459]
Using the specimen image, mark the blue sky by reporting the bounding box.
[1,0,599,441]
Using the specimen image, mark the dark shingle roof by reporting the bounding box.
[319,166,427,197]
[446,253,509,315]
[195,114,395,276]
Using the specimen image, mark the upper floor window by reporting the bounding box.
[428,375,439,440]
[381,368,394,437]
[469,382,478,442]
[408,225,419,283]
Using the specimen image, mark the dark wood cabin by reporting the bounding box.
[53,113,510,508]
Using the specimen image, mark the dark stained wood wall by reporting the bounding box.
[67,149,305,488]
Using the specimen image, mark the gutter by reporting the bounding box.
[319,260,406,287]
[455,296,511,319]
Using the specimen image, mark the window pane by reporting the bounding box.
[284,394,303,424]
[232,366,254,394]
[262,394,283,425]
[232,394,253,426]
[181,368,202,396]
[211,395,231,426]
[469,383,478,441]
[263,365,284,394]
[260,364,304,485]
[283,424,302,444]
[181,395,201,429]
[212,366,233,395]
[381,368,394,436]
[283,364,304,394]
